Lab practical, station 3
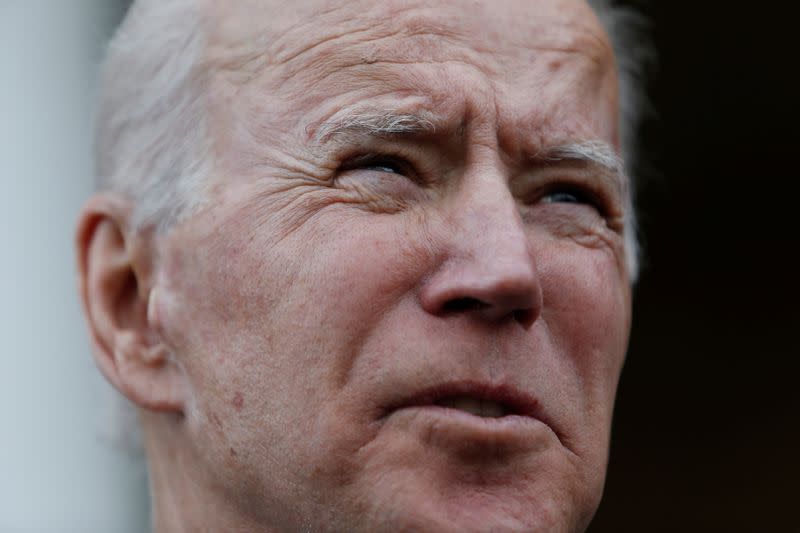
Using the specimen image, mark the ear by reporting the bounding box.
[76,193,187,413]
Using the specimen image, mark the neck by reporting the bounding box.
[141,413,268,533]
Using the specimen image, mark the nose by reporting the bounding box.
[420,177,542,329]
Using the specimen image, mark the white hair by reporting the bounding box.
[94,0,652,451]
[94,0,211,231]
[589,0,655,278]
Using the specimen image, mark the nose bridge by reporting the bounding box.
[455,172,538,303]
[460,176,531,270]
[421,169,542,327]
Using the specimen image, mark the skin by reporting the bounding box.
[77,1,632,531]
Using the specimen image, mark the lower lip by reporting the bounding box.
[383,405,556,455]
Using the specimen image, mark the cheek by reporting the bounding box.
[159,202,433,421]
[277,210,435,385]
[539,242,631,413]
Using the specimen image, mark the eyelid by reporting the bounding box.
[541,183,604,210]
[516,175,618,219]
[338,152,424,183]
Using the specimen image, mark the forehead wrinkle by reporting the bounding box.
[209,2,458,83]
[277,33,491,98]
[213,1,610,84]
[207,2,376,84]
[210,1,616,116]
[270,2,469,67]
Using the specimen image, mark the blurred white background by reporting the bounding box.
[0,2,149,532]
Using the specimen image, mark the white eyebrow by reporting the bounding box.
[540,140,624,176]
[313,112,626,188]
[538,139,628,192]
[313,110,437,143]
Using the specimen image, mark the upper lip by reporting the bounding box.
[383,380,545,421]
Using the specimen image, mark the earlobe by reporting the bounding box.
[76,194,187,413]
[113,326,187,412]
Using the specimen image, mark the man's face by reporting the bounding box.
[151,0,631,531]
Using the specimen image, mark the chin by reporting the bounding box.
[342,464,596,533]
[359,493,585,533]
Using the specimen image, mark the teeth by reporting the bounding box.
[438,396,507,418]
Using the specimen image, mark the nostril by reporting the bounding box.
[442,297,487,314]
[512,308,536,329]
[439,297,536,328]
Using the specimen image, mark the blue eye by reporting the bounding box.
[542,186,594,206]
[340,154,418,181]
[363,161,404,174]
[539,185,610,218]
[543,191,582,204]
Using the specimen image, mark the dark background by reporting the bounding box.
[590,2,798,532]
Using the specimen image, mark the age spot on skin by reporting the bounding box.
[232,392,244,410]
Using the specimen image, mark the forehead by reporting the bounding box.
[205,0,617,152]
[208,0,610,60]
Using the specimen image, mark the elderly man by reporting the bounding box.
[76,0,645,531]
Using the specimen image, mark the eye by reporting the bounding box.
[361,160,403,174]
[340,154,415,178]
[542,189,585,204]
[539,184,608,216]
[542,185,596,206]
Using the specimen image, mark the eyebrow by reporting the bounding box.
[532,140,630,197]
[312,111,627,190]
[313,110,437,144]
[538,140,623,175]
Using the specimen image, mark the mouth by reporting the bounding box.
[434,396,510,418]
[378,381,559,455]
[385,381,543,422]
